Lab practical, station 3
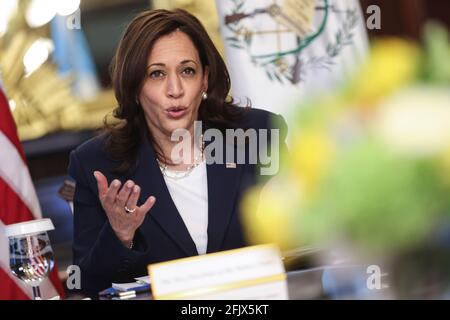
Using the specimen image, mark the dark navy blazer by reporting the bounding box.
[68,108,287,295]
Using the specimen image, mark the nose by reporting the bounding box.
[166,73,184,99]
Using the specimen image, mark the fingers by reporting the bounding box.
[125,185,141,212]
[139,196,156,215]
[116,180,135,208]
[104,179,122,208]
[93,171,108,198]
[93,173,155,219]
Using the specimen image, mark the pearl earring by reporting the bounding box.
[202,91,208,100]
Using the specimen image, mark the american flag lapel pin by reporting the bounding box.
[226,162,237,168]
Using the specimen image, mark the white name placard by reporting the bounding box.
[148,244,288,300]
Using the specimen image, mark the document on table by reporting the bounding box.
[148,244,288,300]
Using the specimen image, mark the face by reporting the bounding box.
[139,30,208,141]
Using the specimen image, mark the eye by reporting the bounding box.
[149,70,165,79]
[182,67,196,76]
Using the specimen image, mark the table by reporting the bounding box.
[95,265,391,300]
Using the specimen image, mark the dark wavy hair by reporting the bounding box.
[105,9,248,174]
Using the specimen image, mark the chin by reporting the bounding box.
[164,120,191,135]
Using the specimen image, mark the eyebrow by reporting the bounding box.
[147,60,198,69]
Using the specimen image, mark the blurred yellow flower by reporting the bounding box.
[289,129,335,200]
[349,38,421,106]
[240,177,301,250]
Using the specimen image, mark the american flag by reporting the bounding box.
[0,81,65,299]
[25,235,51,280]
[31,254,49,280]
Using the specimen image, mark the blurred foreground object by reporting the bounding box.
[242,22,450,298]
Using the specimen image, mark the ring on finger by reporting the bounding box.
[124,206,136,214]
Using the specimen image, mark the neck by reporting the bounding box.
[151,126,202,169]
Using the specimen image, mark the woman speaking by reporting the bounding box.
[68,8,287,295]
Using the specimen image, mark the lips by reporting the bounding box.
[166,106,187,119]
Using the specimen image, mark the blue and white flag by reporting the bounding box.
[216,0,369,126]
[51,12,100,101]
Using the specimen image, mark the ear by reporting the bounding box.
[202,66,209,92]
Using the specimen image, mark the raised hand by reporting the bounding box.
[93,170,156,248]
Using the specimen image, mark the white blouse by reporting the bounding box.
[161,160,209,255]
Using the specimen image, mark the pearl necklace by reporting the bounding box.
[158,136,204,180]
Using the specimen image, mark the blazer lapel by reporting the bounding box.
[132,137,198,256]
[206,142,243,253]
